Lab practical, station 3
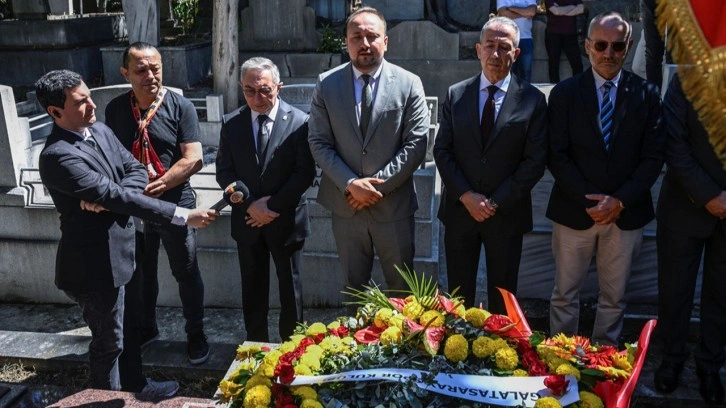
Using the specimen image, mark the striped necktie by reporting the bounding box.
[600,81,614,150]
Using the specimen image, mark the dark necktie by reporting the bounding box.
[256,114,269,165]
[600,81,614,150]
[480,85,498,148]
[360,74,372,136]
[84,130,100,153]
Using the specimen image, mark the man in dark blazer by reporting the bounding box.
[216,57,315,342]
[308,7,429,293]
[653,75,726,404]
[434,16,547,314]
[36,70,216,394]
[547,12,664,346]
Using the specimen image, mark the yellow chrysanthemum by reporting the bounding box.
[327,321,341,330]
[579,391,605,408]
[419,310,445,327]
[305,345,324,358]
[294,363,312,375]
[555,363,581,381]
[300,353,321,371]
[512,369,528,377]
[306,322,328,336]
[300,399,323,408]
[380,326,403,345]
[263,350,282,366]
[472,336,508,358]
[374,308,394,328]
[340,336,357,354]
[444,334,469,362]
[245,375,272,390]
[388,313,405,330]
[533,396,562,408]
[290,334,306,346]
[544,356,570,373]
[292,385,318,400]
[464,308,490,328]
[258,362,275,378]
[279,341,296,354]
[218,379,242,399]
[320,335,344,353]
[495,346,519,371]
[243,385,271,408]
[611,353,633,372]
[403,300,425,320]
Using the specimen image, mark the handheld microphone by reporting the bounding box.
[210,181,249,212]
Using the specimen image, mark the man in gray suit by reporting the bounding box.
[308,6,429,292]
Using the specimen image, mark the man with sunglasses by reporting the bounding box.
[216,57,315,342]
[546,11,665,346]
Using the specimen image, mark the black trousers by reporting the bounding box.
[544,31,583,83]
[118,233,149,392]
[445,228,523,315]
[657,224,726,371]
[237,237,304,342]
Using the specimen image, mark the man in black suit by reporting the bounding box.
[547,12,664,346]
[653,75,726,404]
[36,70,217,394]
[434,16,547,314]
[216,57,315,342]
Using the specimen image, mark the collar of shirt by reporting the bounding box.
[352,63,384,106]
[479,72,511,121]
[592,69,621,106]
[60,125,91,141]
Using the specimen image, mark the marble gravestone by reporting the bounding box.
[121,0,160,45]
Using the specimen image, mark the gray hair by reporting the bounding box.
[240,57,280,84]
[588,11,632,41]
[480,16,520,48]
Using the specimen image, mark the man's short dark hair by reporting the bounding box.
[34,70,83,110]
[345,6,387,36]
[122,41,158,68]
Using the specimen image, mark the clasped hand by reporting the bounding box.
[346,178,384,211]
[246,196,279,227]
[460,191,497,223]
[585,194,623,225]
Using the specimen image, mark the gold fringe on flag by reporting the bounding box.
[656,0,726,166]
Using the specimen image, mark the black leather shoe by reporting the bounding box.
[697,367,725,405]
[654,361,683,393]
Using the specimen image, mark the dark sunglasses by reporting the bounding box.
[590,40,627,52]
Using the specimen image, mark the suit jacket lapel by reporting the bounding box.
[363,61,393,148]
[55,125,115,179]
[486,75,522,151]
[86,126,117,181]
[261,99,294,174]
[464,75,484,151]
[610,72,631,150]
[341,65,364,145]
[578,69,606,150]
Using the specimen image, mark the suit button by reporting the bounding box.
[362,149,367,155]
[127,222,133,228]
[480,158,487,164]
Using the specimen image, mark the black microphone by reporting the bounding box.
[210,181,249,212]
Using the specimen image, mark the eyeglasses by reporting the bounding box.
[589,40,627,52]
[242,86,276,97]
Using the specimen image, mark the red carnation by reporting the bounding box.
[313,332,326,344]
[544,375,569,396]
[275,362,295,384]
[299,337,315,349]
[522,349,548,376]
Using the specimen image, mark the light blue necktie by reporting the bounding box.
[600,81,614,151]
